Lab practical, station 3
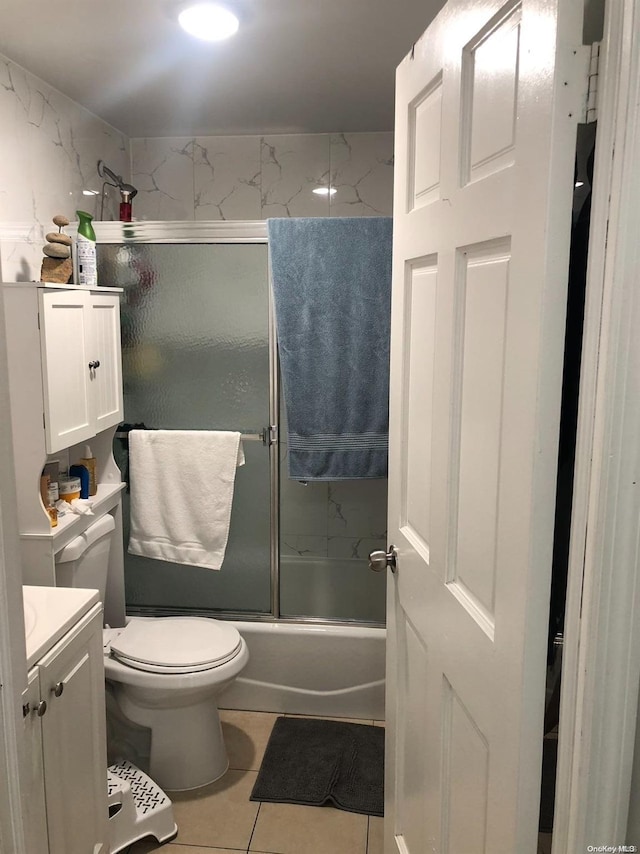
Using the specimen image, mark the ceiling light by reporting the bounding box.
[313,187,337,196]
[575,181,584,188]
[83,189,99,196]
[178,3,239,41]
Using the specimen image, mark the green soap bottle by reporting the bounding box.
[76,210,97,286]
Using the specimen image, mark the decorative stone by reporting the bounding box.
[43,242,71,259]
[46,232,72,246]
[52,214,70,227]
[40,257,73,284]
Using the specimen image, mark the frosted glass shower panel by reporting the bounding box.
[100,243,271,613]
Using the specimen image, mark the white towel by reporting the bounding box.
[127,430,245,571]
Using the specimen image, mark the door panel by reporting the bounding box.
[89,293,123,433]
[39,290,92,452]
[387,0,582,850]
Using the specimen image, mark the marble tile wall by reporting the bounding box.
[130,131,393,222]
[0,52,129,282]
[131,130,392,569]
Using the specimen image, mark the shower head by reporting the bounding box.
[97,160,138,220]
[97,160,138,199]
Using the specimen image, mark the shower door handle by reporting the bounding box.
[368,546,397,574]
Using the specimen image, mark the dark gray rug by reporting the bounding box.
[250,716,384,816]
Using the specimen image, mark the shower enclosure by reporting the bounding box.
[97,221,387,627]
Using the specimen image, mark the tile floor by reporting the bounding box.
[123,710,554,854]
[125,711,385,854]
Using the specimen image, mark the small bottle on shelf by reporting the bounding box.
[79,445,98,496]
[46,484,58,528]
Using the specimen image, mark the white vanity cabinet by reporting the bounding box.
[22,592,108,854]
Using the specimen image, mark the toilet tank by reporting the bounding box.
[55,514,116,603]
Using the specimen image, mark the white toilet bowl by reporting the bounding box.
[104,616,249,791]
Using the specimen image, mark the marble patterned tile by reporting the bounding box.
[194,135,261,220]
[261,134,331,218]
[329,132,394,217]
[0,59,37,226]
[327,480,388,540]
[280,478,329,537]
[327,536,387,560]
[0,238,40,283]
[0,52,130,280]
[280,535,328,558]
[130,136,195,220]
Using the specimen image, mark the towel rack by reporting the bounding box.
[115,427,275,445]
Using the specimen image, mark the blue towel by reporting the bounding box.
[268,217,392,480]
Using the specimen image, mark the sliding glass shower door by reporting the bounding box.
[98,239,272,615]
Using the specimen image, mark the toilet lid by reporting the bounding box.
[110,618,242,671]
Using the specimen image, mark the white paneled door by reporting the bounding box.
[385,0,584,851]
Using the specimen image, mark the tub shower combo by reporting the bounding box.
[97,221,388,724]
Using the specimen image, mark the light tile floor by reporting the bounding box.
[125,711,385,854]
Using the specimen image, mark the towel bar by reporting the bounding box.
[115,429,270,443]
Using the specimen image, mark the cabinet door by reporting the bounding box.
[39,290,93,453]
[38,606,108,854]
[21,668,49,853]
[88,292,124,434]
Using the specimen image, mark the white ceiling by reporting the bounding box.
[0,0,445,139]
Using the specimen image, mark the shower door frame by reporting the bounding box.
[97,220,384,627]
[96,220,285,619]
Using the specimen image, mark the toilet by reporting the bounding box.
[55,514,249,792]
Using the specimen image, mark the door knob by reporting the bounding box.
[88,360,101,370]
[35,700,47,717]
[368,545,397,573]
[52,681,64,697]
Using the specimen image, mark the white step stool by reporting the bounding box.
[107,760,177,853]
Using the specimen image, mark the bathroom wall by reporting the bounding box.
[130,132,393,222]
[0,52,129,282]
[130,131,393,568]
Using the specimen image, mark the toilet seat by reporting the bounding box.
[110,617,243,674]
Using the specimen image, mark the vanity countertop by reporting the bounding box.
[23,585,100,668]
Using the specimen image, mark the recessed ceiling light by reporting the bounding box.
[178,3,239,41]
[313,187,337,196]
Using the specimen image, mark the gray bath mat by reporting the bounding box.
[250,716,384,816]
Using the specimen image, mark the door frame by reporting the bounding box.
[553,0,640,848]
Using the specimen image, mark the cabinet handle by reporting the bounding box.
[52,682,64,698]
[88,360,101,370]
[35,700,47,717]
[22,703,30,717]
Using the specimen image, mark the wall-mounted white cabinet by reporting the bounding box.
[22,593,108,854]
[39,289,123,453]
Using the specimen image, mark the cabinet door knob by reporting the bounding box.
[35,700,47,717]
[22,703,30,717]
[88,360,101,370]
[52,682,64,697]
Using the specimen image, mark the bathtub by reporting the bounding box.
[220,620,386,720]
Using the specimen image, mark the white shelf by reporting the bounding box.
[21,482,126,551]
[1,282,123,293]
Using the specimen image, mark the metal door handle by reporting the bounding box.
[35,700,47,717]
[52,682,64,697]
[88,360,101,370]
[368,545,397,573]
